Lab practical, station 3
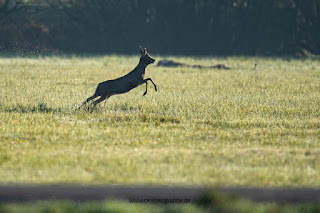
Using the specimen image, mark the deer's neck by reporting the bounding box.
[133,61,147,74]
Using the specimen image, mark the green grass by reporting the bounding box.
[0,55,319,186]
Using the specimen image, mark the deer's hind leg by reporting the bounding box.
[93,95,110,109]
[79,93,98,109]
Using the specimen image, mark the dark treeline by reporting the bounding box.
[0,0,320,56]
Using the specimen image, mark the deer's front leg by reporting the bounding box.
[145,78,157,92]
[143,81,148,96]
[142,78,157,96]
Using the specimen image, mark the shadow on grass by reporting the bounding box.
[193,190,320,213]
[0,189,320,213]
[78,103,181,124]
[97,113,181,125]
[3,103,63,114]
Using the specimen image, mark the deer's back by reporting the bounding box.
[95,75,140,96]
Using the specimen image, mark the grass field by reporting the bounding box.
[0,55,319,186]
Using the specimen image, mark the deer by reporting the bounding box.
[79,46,157,109]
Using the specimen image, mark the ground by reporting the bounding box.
[0,55,319,186]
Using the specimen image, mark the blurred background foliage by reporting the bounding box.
[0,0,319,55]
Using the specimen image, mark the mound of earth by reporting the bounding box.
[157,59,231,69]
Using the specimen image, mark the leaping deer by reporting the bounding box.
[79,46,157,109]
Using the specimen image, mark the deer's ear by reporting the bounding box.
[139,46,146,55]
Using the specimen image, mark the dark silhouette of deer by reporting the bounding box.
[79,46,157,109]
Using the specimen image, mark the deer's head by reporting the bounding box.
[139,46,155,65]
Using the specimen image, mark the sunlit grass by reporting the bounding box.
[0,55,319,186]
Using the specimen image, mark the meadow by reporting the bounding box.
[0,55,319,186]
